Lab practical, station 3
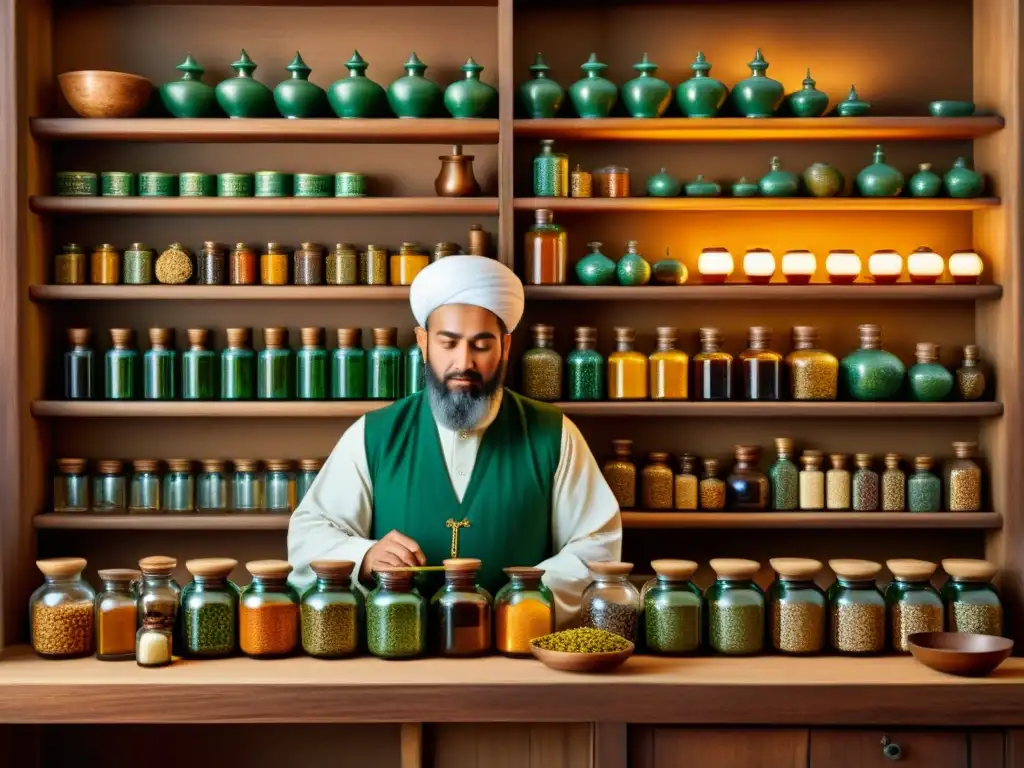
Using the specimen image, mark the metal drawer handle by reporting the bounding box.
[881,736,903,761]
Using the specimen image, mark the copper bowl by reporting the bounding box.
[530,640,634,673]
[908,632,1013,677]
[58,70,153,118]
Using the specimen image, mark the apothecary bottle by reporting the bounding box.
[909,342,953,402]
[852,453,879,511]
[301,560,362,658]
[232,460,265,511]
[327,243,358,286]
[674,453,699,511]
[91,243,120,285]
[143,327,176,400]
[297,327,327,400]
[54,458,89,512]
[494,567,555,657]
[221,328,256,400]
[650,327,688,400]
[296,458,323,506]
[30,557,96,659]
[55,243,87,285]
[264,460,295,511]
[693,327,732,401]
[197,241,226,285]
[182,328,217,400]
[947,441,982,511]
[258,327,294,400]
[956,345,986,401]
[567,326,603,401]
[64,328,94,400]
[163,459,195,511]
[229,243,258,285]
[786,326,838,401]
[332,328,367,399]
[181,557,239,658]
[93,459,126,511]
[105,328,138,400]
[828,559,886,654]
[260,242,289,286]
[368,327,402,400]
[137,556,181,647]
[390,242,430,287]
[768,558,825,655]
[581,561,640,643]
[404,342,425,397]
[799,451,825,510]
[642,452,674,510]
[240,560,299,658]
[95,568,139,661]
[826,454,851,510]
[608,327,648,400]
[293,242,325,286]
[533,139,569,197]
[940,558,1003,636]
[432,558,492,657]
[136,617,173,668]
[707,558,764,656]
[881,453,905,511]
[129,460,161,512]
[644,559,702,655]
[522,324,562,401]
[602,439,636,509]
[367,568,428,660]
[524,208,567,285]
[197,460,229,512]
[726,445,769,510]
[700,458,726,510]
[769,438,798,511]
[739,327,781,401]
[885,559,943,652]
[907,456,941,512]
[841,324,906,401]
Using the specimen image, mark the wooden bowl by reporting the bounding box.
[530,641,634,673]
[908,632,1013,677]
[58,70,153,118]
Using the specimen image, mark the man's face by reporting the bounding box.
[417,303,510,393]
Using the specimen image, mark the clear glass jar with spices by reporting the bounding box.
[55,243,86,285]
[602,439,636,509]
[105,328,138,400]
[129,460,161,512]
[768,558,825,655]
[265,460,295,511]
[391,242,430,286]
[881,453,905,511]
[941,558,1003,636]
[155,242,193,285]
[786,326,838,401]
[908,456,941,512]
[136,617,173,668]
[294,242,325,286]
[143,328,176,400]
[799,451,825,510]
[524,209,567,285]
[700,458,726,510]
[594,165,630,197]
[828,559,886,654]
[93,459,126,511]
[197,460,229,511]
[137,555,182,648]
[31,558,96,659]
[91,244,120,285]
[259,327,294,399]
[123,243,154,285]
[650,327,688,400]
[181,558,239,659]
[163,459,195,511]
[608,327,648,400]
[404,342,425,397]
[947,441,982,511]
[296,459,323,505]
[261,243,289,285]
[64,328,94,400]
[581,561,640,643]
[54,458,89,512]
[368,327,402,400]
[95,568,139,661]
[674,453,699,511]
[852,453,879,511]
[232,460,265,511]
[644,560,702,655]
[956,345,986,401]
[642,452,674,510]
[739,327,782,401]
[326,243,358,285]
[769,438,798,511]
[332,329,366,399]
[886,559,943,652]
[221,328,255,400]
[360,244,389,286]
[367,568,428,659]
[826,454,851,510]
[229,243,258,285]
[297,327,327,400]
[240,560,299,658]
[522,324,562,401]
[726,445,769,510]
[183,328,217,400]
[301,560,362,658]
[432,558,492,657]
[197,241,227,285]
[693,327,732,401]
[494,567,554,657]
[567,326,603,401]
[707,558,764,656]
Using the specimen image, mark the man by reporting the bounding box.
[288,255,621,623]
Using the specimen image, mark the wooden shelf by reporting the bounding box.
[30,285,412,301]
[514,197,1000,212]
[31,401,392,418]
[35,513,290,530]
[524,285,1002,301]
[621,511,1002,530]
[30,118,500,144]
[29,196,500,216]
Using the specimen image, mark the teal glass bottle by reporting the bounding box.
[182,328,217,401]
[296,458,323,506]
[519,52,564,119]
[908,342,953,402]
[907,456,941,512]
[296,327,327,400]
[64,327,94,400]
[943,157,984,198]
[143,328,176,401]
[221,328,255,401]
[909,163,942,198]
[368,327,402,400]
[621,53,671,118]
[856,145,905,197]
[568,53,618,119]
[840,324,906,401]
[328,50,387,119]
[404,343,425,397]
[105,328,138,400]
[332,328,367,399]
[567,326,604,401]
[575,241,616,286]
[258,327,294,400]
[676,51,728,118]
[769,437,799,511]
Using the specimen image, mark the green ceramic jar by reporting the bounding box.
[217,173,253,198]
[160,55,219,118]
[328,51,386,119]
[295,174,331,197]
[646,168,681,198]
[273,52,327,119]
[840,324,906,401]
[622,53,671,118]
[616,241,651,286]
[676,51,728,118]
[444,58,497,119]
[139,172,178,197]
[575,241,616,286]
[101,172,135,197]
[836,85,871,117]
[569,53,617,119]
[856,145,904,197]
[731,49,784,118]
[685,174,721,197]
[215,50,275,119]
[334,172,366,198]
[759,157,799,197]
[929,100,976,118]
[533,140,569,197]
[909,163,942,198]
[652,253,687,285]
[908,343,953,402]
[179,172,215,197]
[519,52,564,119]
[944,158,984,198]
[56,172,97,196]
[387,53,442,119]
[254,171,290,198]
[731,177,759,197]
[802,163,844,198]
[786,69,829,117]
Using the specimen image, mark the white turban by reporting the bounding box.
[410,255,525,332]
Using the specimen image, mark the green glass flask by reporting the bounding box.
[105,328,138,400]
[332,328,367,399]
[768,437,799,511]
[907,456,941,512]
[908,342,953,402]
[296,327,327,400]
[258,327,294,400]
[221,328,255,401]
[840,324,906,401]
[143,327,177,400]
[368,327,402,400]
[182,328,217,401]
[567,326,604,401]
[405,342,425,397]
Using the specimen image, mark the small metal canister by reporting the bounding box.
[327,243,359,285]
[255,171,291,198]
[217,173,253,197]
[571,165,593,198]
[139,172,178,197]
[56,172,98,197]
[101,171,136,197]
[54,243,87,284]
[594,165,630,198]
[197,241,227,285]
[123,243,155,285]
[334,172,367,198]
[294,173,332,197]
[361,244,388,285]
[468,224,488,257]
[90,244,120,285]
[294,242,325,285]
[433,241,461,261]
[179,172,215,197]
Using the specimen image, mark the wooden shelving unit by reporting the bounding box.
[513,197,1000,212]
[30,285,413,301]
[30,196,500,216]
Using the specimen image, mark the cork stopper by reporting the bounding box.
[187,328,209,348]
[854,453,873,469]
[791,326,818,350]
[226,328,249,348]
[300,327,323,347]
[952,441,977,459]
[587,561,634,577]
[201,459,226,473]
[443,557,483,573]
[311,560,356,580]
[648,451,670,464]
[299,458,324,472]
[373,327,397,347]
[734,444,760,462]
[139,555,177,575]
[829,453,848,470]
[679,453,698,474]
[915,342,939,364]
[233,459,260,472]
[651,559,698,581]
[655,327,678,351]
[96,459,124,475]
[97,568,140,583]
[337,328,362,348]
[37,558,88,579]
[141,616,169,631]
[770,557,823,580]
[186,558,238,579]
[531,324,554,343]
[165,459,192,472]
[858,324,882,350]
[709,558,760,580]
[148,328,172,348]
[887,558,937,582]
[942,558,997,583]
[747,326,771,351]
[800,450,823,470]
[264,459,293,472]
[132,459,160,473]
[67,328,91,346]
[699,327,722,351]
[535,208,553,225]
[774,437,794,456]
[263,327,287,349]
[246,559,293,580]
[57,458,87,474]
[703,457,719,476]
[914,455,934,471]
[611,439,632,458]
[613,327,635,344]
[109,328,133,348]
[574,326,596,349]
[883,453,901,469]
[963,344,979,363]
[829,559,882,581]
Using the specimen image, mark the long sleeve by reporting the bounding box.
[287,416,376,592]
[536,415,622,627]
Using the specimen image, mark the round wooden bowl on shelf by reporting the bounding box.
[908,632,1013,677]
[58,70,153,118]
[530,640,634,673]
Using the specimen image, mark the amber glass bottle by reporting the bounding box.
[700,458,726,510]
[607,327,648,400]
[649,327,688,400]
[726,445,769,510]
[693,327,732,401]
[642,453,675,510]
[739,326,782,401]
[602,439,636,509]
[524,209,567,285]
[786,325,838,401]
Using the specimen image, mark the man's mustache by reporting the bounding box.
[445,369,484,384]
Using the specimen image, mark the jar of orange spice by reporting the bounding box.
[95,568,140,661]
[494,567,555,657]
[239,559,299,658]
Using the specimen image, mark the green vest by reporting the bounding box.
[364,389,562,596]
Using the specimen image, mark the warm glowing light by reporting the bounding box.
[868,249,904,284]
[948,249,984,284]
[907,246,945,284]
[698,247,734,284]
[781,250,816,285]
[742,248,775,285]
[825,249,862,285]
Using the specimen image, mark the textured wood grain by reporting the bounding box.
[30,196,501,216]
[809,729,968,768]
[653,728,809,768]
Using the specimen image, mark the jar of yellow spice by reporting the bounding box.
[494,567,555,657]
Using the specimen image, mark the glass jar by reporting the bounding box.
[390,242,430,286]
[260,242,289,285]
[368,327,402,400]
[644,559,702,655]
[881,453,905,511]
[956,345,986,401]
[524,208,567,285]
[726,445,769,511]
[700,458,726,510]
[707,558,764,655]
[361,245,389,286]
[293,242,325,286]
[941,558,1003,636]
[841,324,906,401]
[674,453,699,511]
[55,243,87,285]
[136,617,173,668]
[137,556,181,629]
[404,343,425,397]
[581,562,640,643]
[908,456,941,512]
[367,569,428,659]
[265,460,295,511]
[886,559,943,652]
[258,327,294,400]
[432,558,492,657]
[332,328,367,399]
[826,454,851,510]
[433,240,461,261]
[786,326,838,401]
[239,560,299,658]
[91,243,120,285]
[533,139,569,197]
[221,328,256,400]
[494,567,555,657]
[229,243,258,285]
[602,439,636,509]
[522,324,562,401]
[567,326,604,401]
[105,328,138,400]
[93,460,126,511]
[693,327,732,401]
[852,453,879,511]
[909,342,954,402]
[54,458,89,512]
[95,568,139,661]
[768,558,825,654]
[129,460,161,512]
[327,243,358,286]
[296,458,323,506]
[197,460,229,512]
[143,327,176,400]
[608,327,648,400]
[799,451,825,510]
[642,452,674,510]
[301,560,362,658]
[650,327,688,400]
[30,558,96,659]
[197,241,226,285]
[769,437,798,511]
[297,327,327,400]
[64,328,94,400]
[739,327,782,401]
[828,558,886,654]
[232,460,265,511]
[163,459,195,512]
[947,441,982,511]
[181,557,239,658]
[594,165,630,198]
[183,328,217,400]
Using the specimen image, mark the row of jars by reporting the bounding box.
[602,440,984,513]
[55,170,371,199]
[582,558,1002,656]
[30,556,555,663]
[521,324,987,403]
[52,457,323,513]
[63,327,423,401]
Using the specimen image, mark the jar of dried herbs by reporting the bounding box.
[197,460,229,512]
[30,558,96,659]
[827,559,885,655]
[264,460,295,511]
[768,558,825,655]
[567,326,603,401]
[229,243,257,285]
[64,328,94,400]
[93,459,126,511]
[367,568,427,659]
[327,243,358,285]
[143,327,176,400]
[196,241,226,285]
[908,455,941,512]
[602,439,636,509]
[55,243,86,285]
[947,441,982,511]
[432,558,492,657]
[222,328,256,400]
[362,244,389,285]
[769,437,798,511]
[881,453,905,511]
[297,327,327,400]
[674,453,699,511]
[240,560,299,658]
[54,458,89,512]
[332,328,366,399]
[641,452,674,510]
[700,458,726,510]
[581,561,640,643]
[301,560,362,658]
[95,568,139,661]
[129,460,161,512]
[826,453,851,510]
[885,559,943,652]
[368,327,402,400]
[799,451,825,511]
[852,453,879,511]
[522,324,562,401]
[105,328,138,400]
[232,460,265,511]
[707,558,764,655]
[91,244,120,285]
[261,243,289,285]
[296,458,323,506]
[956,345,986,401]
[940,558,1003,637]
[494,567,554,657]
[123,243,154,285]
[258,327,294,399]
[181,558,239,658]
[644,559,702,655]
[294,242,325,286]
[162,459,195,511]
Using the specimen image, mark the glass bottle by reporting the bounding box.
[674,453,699,511]
[881,453,905,511]
[432,558,492,657]
[768,558,826,654]
[852,453,879,511]
[581,562,640,643]
[30,558,96,659]
[239,560,299,658]
[54,458,89,512]
[129,460,161,512]
[533,139,569,197]
[956,345,986,401]
[644,559,703,655]
[368,327,402,400]
[947,441,982,511]
[693,327,732,401]
[260,242,289,285]
[841,324,906,401]
[941,558,1003,636]
[301,560,362,658]
[567,326,604,401]
[909,342,953,402]
[768,437,798,511]
[221,328,256,400]
[826,453,851,510]
[885,559,943,652]
[197,241,226,286]
[700,458,726,510]
[607,327,648,400]
[494,567,555,657]
[296,327,327,400]
[93,459,126,511]
[404,342,425,397]
[163,459,195,511]
[726,445,769,510]
[906,455,941,512]
[197,460,229,512]
[390,242,430,286]
[799,451,825,511]
[55,243,87,285]
[136,617,173,668]
[229,242,258,285]
[525,208,567,285]
[137,555,182,647]
[64,328,94,400]
[183,328,217,400]
[367,568,428,659]
[327,243,358,286]
[293,242,325,286]
[739,326,782,401]
[264,460,295,512]
[143,327,176,400]
[828,558,886,654]
[642,452,674,510]
[522,324,562,401]
[181,557,239,659]
[786,325,838,401]
[602,439,636,509]
[650,327,688,400]
[296,458,323,506]
[332,328,367,399]
[258,327,294,400]
[105,328,138,400]
[707,558,764,655]
[232,460,265,511]
[95,568,139,661]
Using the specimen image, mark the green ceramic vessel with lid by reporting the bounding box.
[621,53,671,118]
[835,85,870,116]
[646,168,681,198]
[387,53,442,118]
[328,51,386,118]
[519,52,564,119]
[254,171,291,198]
[56,172,97,196]
[179,172,215,197]
[731,177,759,197]
[909,163,942,198]
[217,173,253,198]
[444,58,497,119]
[569,53,618,119]
[758,157,799,197]
[786,69,829,117]
[943,158,984,198]
[652,250,687,285]
[139,172,178,197]
[101,171,136,197]
[160,55,219,118]
[929,100,975,118]
[676,51,728,118]
[273,51,327,119]
[575,242,616,286]
[730,49,784,118]
[215,50,275,118]
[856,145,904,197]
[685,174,721,197]
[616,240,651,286]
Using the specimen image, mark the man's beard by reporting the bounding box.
[425,355,505,432]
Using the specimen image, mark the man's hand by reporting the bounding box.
[360,529,427,582]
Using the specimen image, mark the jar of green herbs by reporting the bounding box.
[302,560,362,658]
[332,328,367,399]
[258,327,294,399]
[643,559,702,655]
[707,558,764,656]
[367,568,427,659]
[181,558,239,658]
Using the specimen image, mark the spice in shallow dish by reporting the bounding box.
[532,627,631,653]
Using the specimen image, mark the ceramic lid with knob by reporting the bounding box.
[829,558,882,581]
[588,561,634,577]
[310,560,356,580]
[710,558,760,580]
[770,557,823,580]
[942,558,997,582]
[650,559,698,581]
[887,558,937,582]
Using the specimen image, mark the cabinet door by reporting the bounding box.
[652,728,808,768]
[810,730,968,768]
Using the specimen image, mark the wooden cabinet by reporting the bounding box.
[810,730,969,767]
[649,728,809,768]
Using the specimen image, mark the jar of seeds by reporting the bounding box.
[798,451,825,510]
[155,243,193,285]
[294,242,325,286]
[30,558,96,659]
[197,241,226,285]
[301,560,362,658]
[367,568,427,659]
[581,561,640,643]
[956,345,986,401]
[947,441,982,511]
[521,324,562,401]
[327,243,358,285]
[852,453,879,511]
[602,439,636,509]
[55,244,86,285]
[674,453,699,511]
[827,559,886,654]
[769,438,798,511]
[881,453,905,511]
[362,244,388,285]
[768,558,825,655]
[229,243,257,285]
[786,326,838,400]
[707,558,764,656]
[940,559,1003,636]
[700,458,726,510]
[239,560,299,658]
[644,559,702,655]
[908,456,941,512]
[826,454,851,510]
[181,558,239,659]
[642,452,674,510]
[885,559,943,652]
